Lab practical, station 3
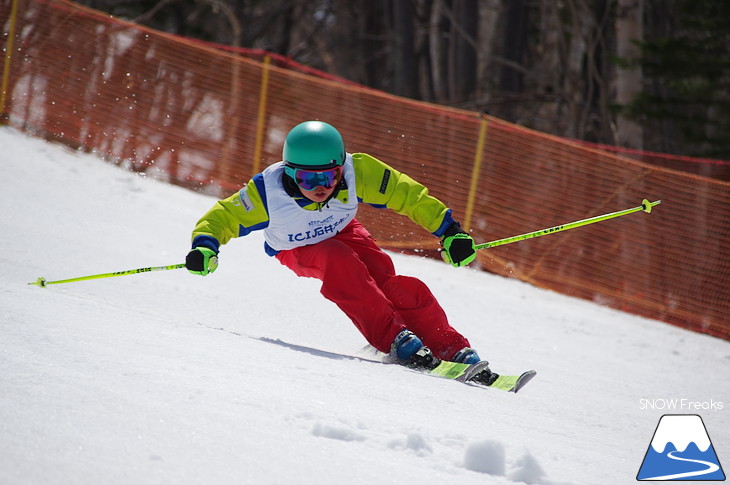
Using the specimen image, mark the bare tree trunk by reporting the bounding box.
[499,0,528,93]
[533,0,562,133]
[452,0,478,103]
[429,0,449,103]
[476,0,501,103]
[615,0,643,149]
[587,0,614,144]
[392,0,417,98]
[563,0,591,140]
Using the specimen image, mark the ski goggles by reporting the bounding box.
[284,165,342,191]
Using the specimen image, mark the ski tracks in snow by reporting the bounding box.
[297,412,574,484]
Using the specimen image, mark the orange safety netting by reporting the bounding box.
[2,0,729,341]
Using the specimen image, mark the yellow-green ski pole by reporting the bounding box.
[28,263,186,287]
[476,199,661,250]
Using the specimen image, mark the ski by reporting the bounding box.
[253,337,536,393]
[427,360,537,393]
[486,371,537,393]
[359,344,536,393]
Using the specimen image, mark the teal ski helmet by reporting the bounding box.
[283,121,345,170]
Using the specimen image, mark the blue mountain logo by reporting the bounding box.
[637,414,725,481]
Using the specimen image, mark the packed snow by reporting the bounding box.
[1,127,728,485]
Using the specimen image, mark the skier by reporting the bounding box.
[185,120,487,373]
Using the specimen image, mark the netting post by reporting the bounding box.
[0,0,20,122]
[252,55,272,176]
[463,113,489,232]
[216,49,244,190]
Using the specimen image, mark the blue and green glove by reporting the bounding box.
[441,222,477,267]
[185,247,219,276]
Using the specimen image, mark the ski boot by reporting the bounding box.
[391,330,441,371]
[452,347,481,364]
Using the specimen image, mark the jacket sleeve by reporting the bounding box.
[191,174,270,251]
[352,153,455,236]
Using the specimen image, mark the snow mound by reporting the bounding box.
[508,451,547,484]
[464,439,506,475]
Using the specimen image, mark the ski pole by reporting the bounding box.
[476,199,661,250]
[28,263,186,287]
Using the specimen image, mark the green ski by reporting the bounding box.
[254,337,536,393]
[428,360,536,393]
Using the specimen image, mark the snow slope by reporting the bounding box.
[1,127,728,485]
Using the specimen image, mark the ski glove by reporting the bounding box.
[441,222,477,267]
[186,247,219,276]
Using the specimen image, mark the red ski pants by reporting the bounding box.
[275,219,470,359]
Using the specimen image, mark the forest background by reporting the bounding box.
[76,0,730,168]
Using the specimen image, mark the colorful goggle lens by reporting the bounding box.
[286,166,342,190]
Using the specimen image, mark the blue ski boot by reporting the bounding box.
[391,330,440,370]
[452,347,481,364]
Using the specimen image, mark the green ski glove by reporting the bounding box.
[185,247,219,276]
[441,222,477,267]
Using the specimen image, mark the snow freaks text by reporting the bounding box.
[639,399,724,411]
